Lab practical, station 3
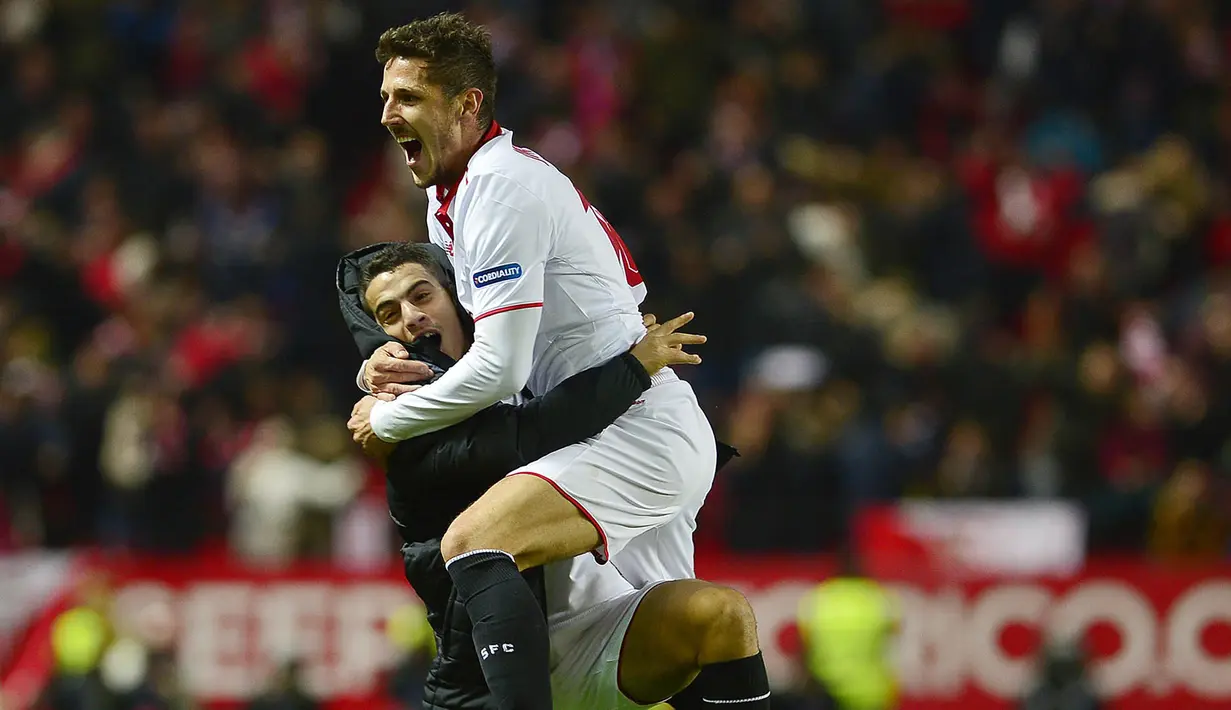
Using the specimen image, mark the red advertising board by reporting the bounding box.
[696,556,1231,710]
[91,555,416,705]
[9,553,1230,710]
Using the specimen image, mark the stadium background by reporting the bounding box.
[2,0,1231,708]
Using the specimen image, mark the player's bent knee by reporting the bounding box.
[440,514,486,562]
[689,586,760,665]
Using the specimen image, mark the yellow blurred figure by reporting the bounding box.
[797,551,897,710]
[386,602,436,658]
[51,607,110,675]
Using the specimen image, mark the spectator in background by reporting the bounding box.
[1018,640,1101,710]
[99,644,196,710]
[97,374,188,551]
[226,412,363,567]
[795,547,898,710]
[724,345,845,552]
[383,604,435,710]
[1150,460,1231,560]
[247,660,317,710]
[39,610,110,710]
[35,575,116,710]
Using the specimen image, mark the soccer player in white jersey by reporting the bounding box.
[344,12,770,710]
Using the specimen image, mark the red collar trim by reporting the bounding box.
[434,120,502,217]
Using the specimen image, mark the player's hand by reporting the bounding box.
[364,342,435,396]
[631,311,706,374]
[362,437,397,468]
[348,395,388,454]
[373,385,419,402]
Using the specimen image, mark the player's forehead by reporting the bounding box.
[380,57,438,95]
[365,262,440,307]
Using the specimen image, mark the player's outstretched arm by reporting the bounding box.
[386,351,646,490]
[367,306,540,442]
[369,174,551,442]
[386,312,705,489]
[397,309,705,473]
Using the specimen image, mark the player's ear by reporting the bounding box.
[459,88,483,120]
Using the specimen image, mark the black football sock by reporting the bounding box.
[669,652,771,709]
[446,549,553,710]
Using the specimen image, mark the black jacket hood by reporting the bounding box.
[336,241,471,375]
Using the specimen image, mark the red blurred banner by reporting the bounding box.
[6,551,1230,710]
[93,554,415,706]
[696,555,1231,710]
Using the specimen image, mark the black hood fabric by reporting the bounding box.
[335,241,471,375]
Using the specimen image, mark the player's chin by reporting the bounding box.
[408,168,433,188]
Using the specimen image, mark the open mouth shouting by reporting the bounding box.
[412,328,441,347]
[396,135,424,167]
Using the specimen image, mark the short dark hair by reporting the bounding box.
[358,242,451,314]
[376,13,497,127]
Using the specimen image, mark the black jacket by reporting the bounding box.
[337,243,737,709]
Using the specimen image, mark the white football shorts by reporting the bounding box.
[549,581,666,710]
[509,368,717,588]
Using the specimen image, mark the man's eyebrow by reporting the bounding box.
[374,298,397,317]
[383,87,424,100]
[373,279,432,317]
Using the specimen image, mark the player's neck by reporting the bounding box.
[437,122,497,193]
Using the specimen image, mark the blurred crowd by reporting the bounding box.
[2,0,1231,564]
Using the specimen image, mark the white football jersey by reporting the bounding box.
[425,123,648,397]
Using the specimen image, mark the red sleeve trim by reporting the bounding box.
[473,302,543,323]
[511,471,609,564]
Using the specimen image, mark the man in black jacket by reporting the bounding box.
[338,242,770,710]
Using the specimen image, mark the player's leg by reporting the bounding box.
[617,581,770,709]
[441,473,600,710]
[442,379,714,710]
[441,472,602,569]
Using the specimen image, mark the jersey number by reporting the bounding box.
[576,188,643,288]
[513,145,643,289]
